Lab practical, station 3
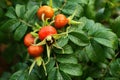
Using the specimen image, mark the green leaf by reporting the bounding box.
[62,2,83,17]
[75,49,89,62]
[95,3,112,21]
[10,69,40,80]
[9,70,27,80]
[26,1,40,10]
[48,67,57,80]
[48,67,71,80]
[46,58,55,73]
[54,45,73,54]
[56,54,78,64]
[60,71,72,80]
[0,19,20,32]
[66,0,88,4]
[56,69,72,80]
[68,30,89,46]
[88,67,104,78]
[87,23,109,35]
[86,77,94,80]
[15,4,26,18]
[11,63,28,71]
[82,18,118,49]
[81,18,109,34]
[93,30,118,49]
[14,23,28,41]
[56,69,64,80]
[104,77,119,80]
[84,0,95,19]
[10,21,21,32]
[97,62,108,69]
[104,48,115,59]
[82,17,95,31]
[0,72,11,80]
[85,41,106,62]
[52,0,63,8]
[24,5,39,21]
[28,69,40,80]
[0,8,4,17]
[5,7,17,18]
[111,16,120,37]
[57,37,69,47]
[94,38,113,48]
[59,63,82,76]
[102,3,112,19]
[110,59,120,78]
[95,8,104,21]
[62,2,77,15]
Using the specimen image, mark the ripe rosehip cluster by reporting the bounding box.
[24,5,78,58]
[24,33,43,57]
[37,6,69,28]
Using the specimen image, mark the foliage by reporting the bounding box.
[0,0,120,80]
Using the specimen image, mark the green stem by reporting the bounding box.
[67,6,81,25]
[42,13,45,26]
[49,0,53,7]
[52,32,68,39]
[35,22,42,29]
[35,56,42,66]
[45,45,51,65]
[102,52,119,78]
[53,8,59,12]
[36,39,46,46]
[53,43,64,53]
[66,26,71,36]
[33,29,39,33]
[34,37,39,44]
[19,19,34,27]
[53,53,59,68]
[49,20,55,25]
[68,19,82,25]
[29,60,36,74]
[59,0,67,11]
[41,14,50,26]
[45,18,50,26]
[68,6,78,20]
[25,52,30,61]
[30,32,38,38]
[42,60,47,76]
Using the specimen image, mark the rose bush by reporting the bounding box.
[0,0,120,80]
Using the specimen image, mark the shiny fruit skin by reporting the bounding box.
[24,33,35,47]
[54,14,68,28]
[28,46,43,57]
[37,6,54,20]
[38,26,57,40]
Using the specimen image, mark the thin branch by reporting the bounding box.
[19,19,34,27]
